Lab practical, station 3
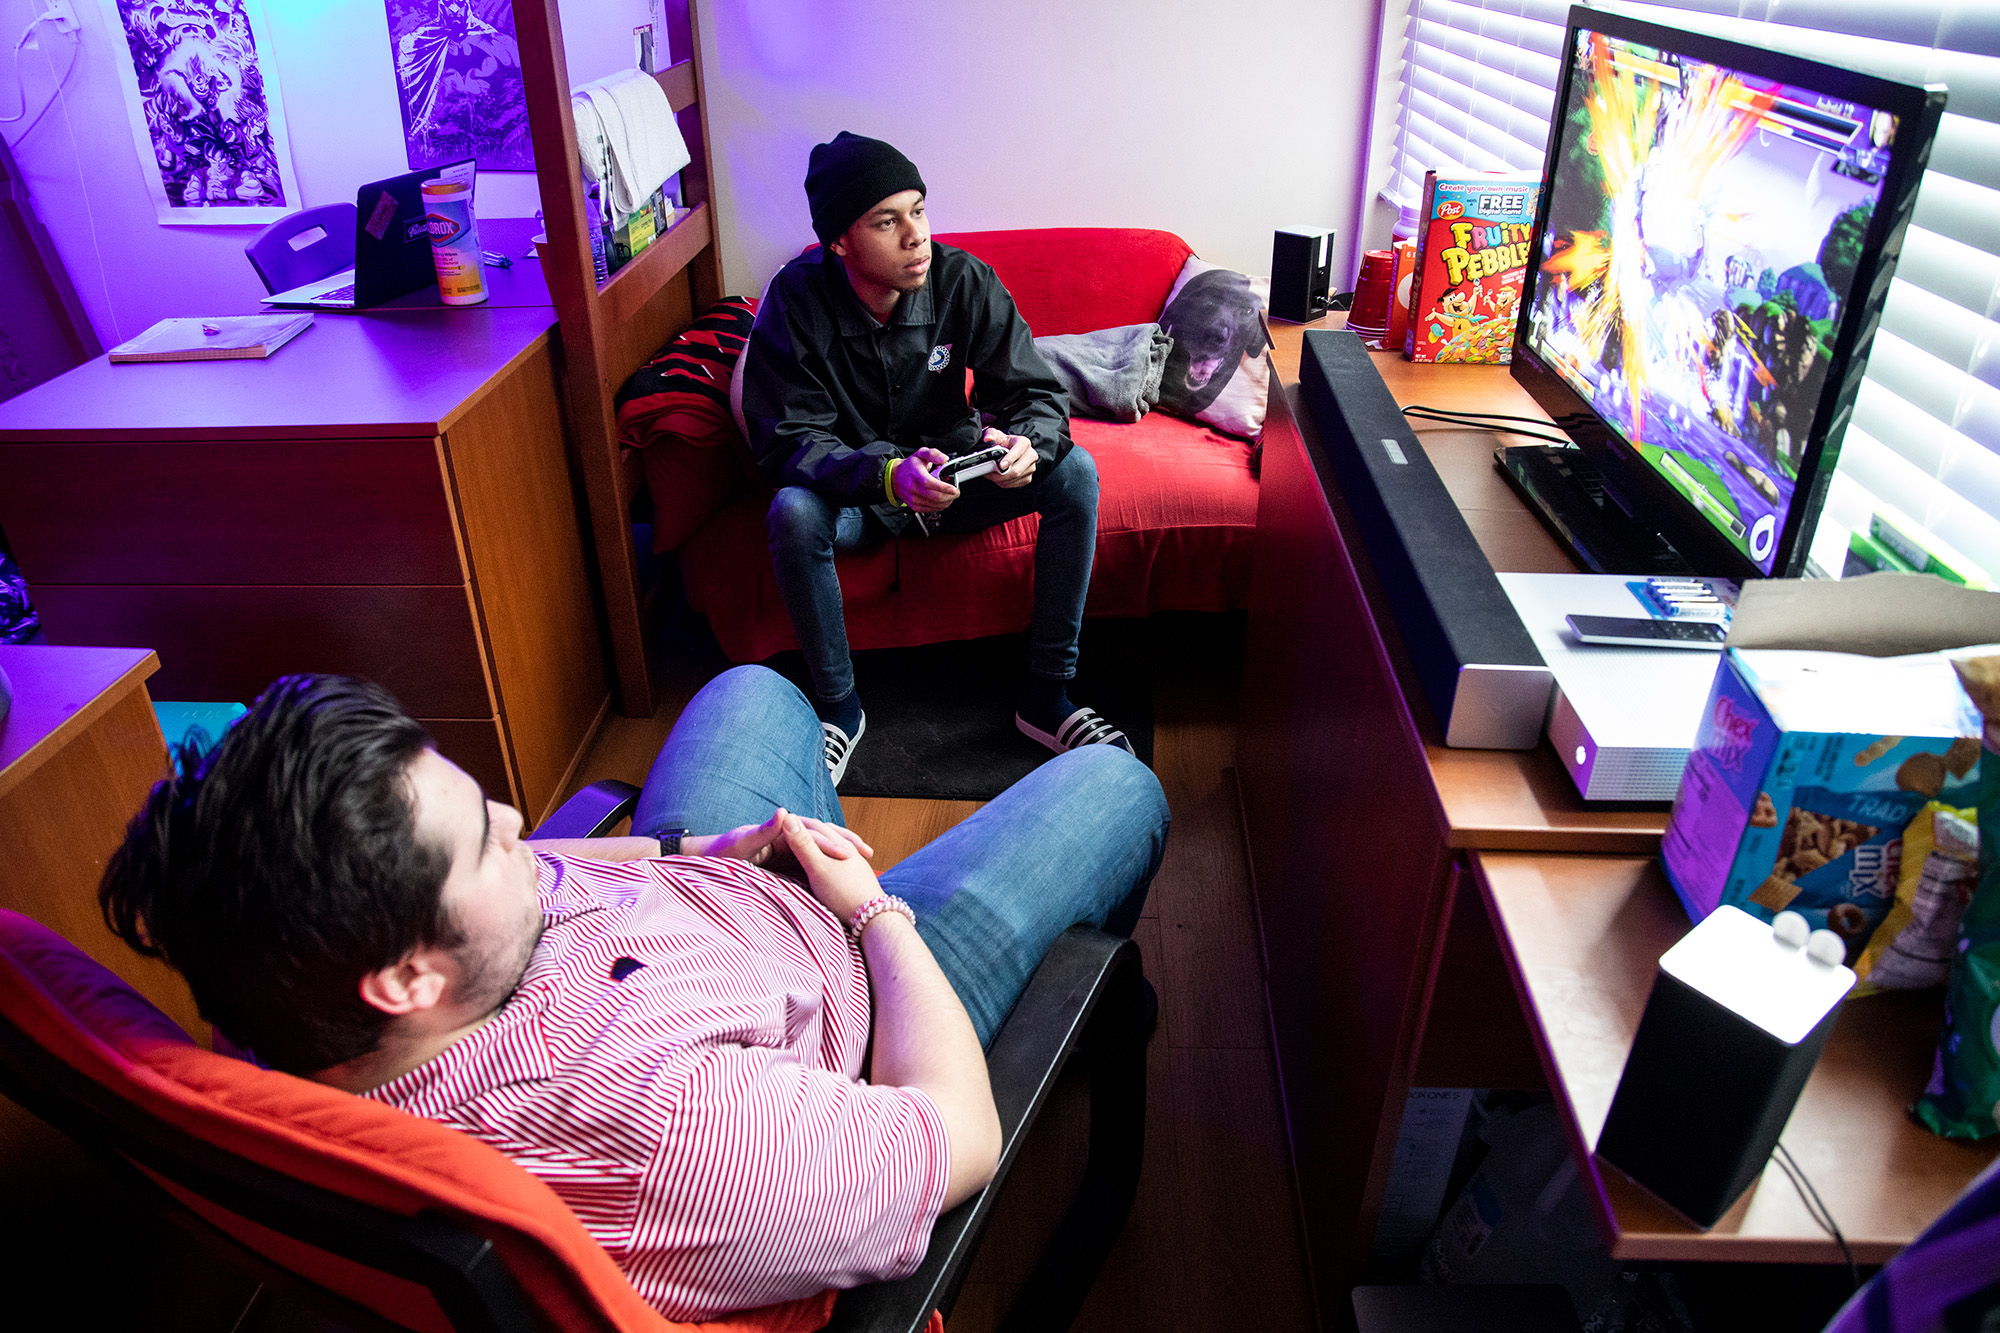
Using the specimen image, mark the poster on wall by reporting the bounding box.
[385,0,533,173]
[98,0,304,226]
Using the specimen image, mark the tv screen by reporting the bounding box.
[1512,6,1944,578]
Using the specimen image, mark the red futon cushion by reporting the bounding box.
[936,228,1194,336]
[681,408,1257,663]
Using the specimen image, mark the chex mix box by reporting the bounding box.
[1661,647,1983,958]
[1403,169,1540,364]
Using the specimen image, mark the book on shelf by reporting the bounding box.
[107,313,314,364]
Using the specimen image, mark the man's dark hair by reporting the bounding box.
[100,675,456,1074]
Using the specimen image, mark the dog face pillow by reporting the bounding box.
[1155,256,1273,439]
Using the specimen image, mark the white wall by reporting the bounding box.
[0,0,650,347]
[3,0,1384,347]
[692,0,1381,301]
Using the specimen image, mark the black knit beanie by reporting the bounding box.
[805,132,927,248]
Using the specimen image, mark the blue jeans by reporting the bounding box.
[631,665,1168,1044]
[765,446,1101,705]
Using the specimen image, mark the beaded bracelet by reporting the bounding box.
[846,894,915,943]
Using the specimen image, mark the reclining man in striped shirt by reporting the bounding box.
[99,665,1168,1323]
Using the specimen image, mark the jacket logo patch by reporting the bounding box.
[927,344,952,373]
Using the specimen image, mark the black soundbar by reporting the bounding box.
[1296,330,1552,748]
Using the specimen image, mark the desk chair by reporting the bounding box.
[244,203,358,295]
[0,780,1146,1333]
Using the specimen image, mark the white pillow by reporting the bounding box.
[1155,256,1273,440]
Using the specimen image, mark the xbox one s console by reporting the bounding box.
[1497,572,1724,801]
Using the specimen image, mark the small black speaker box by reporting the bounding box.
[1270,227,1334,323]
[1295,329,1552,747]
[1595,906,1855,1228]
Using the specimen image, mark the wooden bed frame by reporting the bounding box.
[512,0,723,718]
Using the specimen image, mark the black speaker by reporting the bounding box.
[1595,907,1855,1228]
[1270,226,1335,323]
[1295,329,1552,748]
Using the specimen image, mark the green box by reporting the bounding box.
[1869,511,1991,588]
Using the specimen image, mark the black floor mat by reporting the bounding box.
[763,622,1155,801]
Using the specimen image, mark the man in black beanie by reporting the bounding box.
[739,131,1130,785]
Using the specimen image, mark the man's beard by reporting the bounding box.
[451,918,543,1019]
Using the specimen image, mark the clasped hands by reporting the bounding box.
[892,427,1036,512]
[535,811,882,918]
[690,809,884,920]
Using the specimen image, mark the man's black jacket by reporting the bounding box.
[739,242,1072,531]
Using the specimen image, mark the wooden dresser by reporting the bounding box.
[0,644,197,1033]
[0,303,608,825]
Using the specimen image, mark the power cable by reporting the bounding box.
[1774,1140,1860,1292]
[52,26,114,338]
[1400,403,1574,446]
[0,12,81,146]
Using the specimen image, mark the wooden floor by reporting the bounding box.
[954,618,1319,1333]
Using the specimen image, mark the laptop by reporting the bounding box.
[261,160,474,310]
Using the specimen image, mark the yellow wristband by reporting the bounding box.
[884,456,906,507]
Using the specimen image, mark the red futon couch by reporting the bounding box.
[634,228,1261,662]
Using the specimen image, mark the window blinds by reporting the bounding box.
[1379,0,2000,583]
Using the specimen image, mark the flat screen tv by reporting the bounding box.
[1506,5,1945,579]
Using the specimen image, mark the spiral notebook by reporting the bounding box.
[107,314,314,364]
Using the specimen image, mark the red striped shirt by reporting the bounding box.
[366,852,951,1321]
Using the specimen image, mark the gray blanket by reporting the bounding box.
[1032,323,1174,423]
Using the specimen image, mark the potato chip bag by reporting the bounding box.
[1853,802,1978,995]
[1914,657,2000,1139]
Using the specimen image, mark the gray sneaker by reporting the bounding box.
[822,710,866,787]
[1015,705,1132,756]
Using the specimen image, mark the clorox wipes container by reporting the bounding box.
[422,177,488,306]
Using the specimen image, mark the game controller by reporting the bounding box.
[938,443,1007,485]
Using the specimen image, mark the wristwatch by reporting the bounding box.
[656,827,688,856]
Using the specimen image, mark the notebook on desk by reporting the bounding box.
[261,161,472,310]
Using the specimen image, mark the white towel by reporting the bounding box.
[572,68,692,221]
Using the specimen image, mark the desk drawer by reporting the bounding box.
[0,438,462,585]
[33,584,492,719]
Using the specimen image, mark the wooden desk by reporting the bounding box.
[0,645,197,1034]
[0,305,608,825]
[1239,320,1990,1317]
[1475,852,1993,1264]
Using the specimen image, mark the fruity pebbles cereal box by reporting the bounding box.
[1404,169,1540,364]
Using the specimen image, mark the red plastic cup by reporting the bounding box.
[1385,240,1418,353]
[1348,248,1396,336]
